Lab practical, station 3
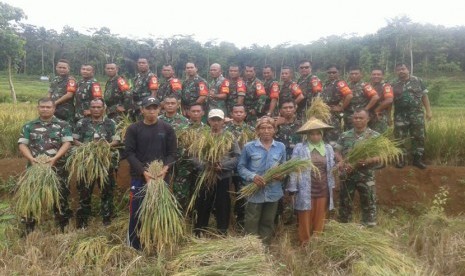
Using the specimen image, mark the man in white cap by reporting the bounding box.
[193,109,240,236]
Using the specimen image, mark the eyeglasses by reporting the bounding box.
[327,71,338,74]
[299,66,310,69]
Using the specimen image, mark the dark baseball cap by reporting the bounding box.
[141,97,160,108]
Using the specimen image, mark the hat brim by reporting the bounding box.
[296,119,334,134]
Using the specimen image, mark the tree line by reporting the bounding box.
[2,2,465,82]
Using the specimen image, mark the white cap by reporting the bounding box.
[208,109,225,119]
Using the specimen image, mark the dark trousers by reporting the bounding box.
[128,178,145,250]
[194,177,231,235]
[232,175,245,225]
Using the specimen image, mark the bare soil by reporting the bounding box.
[1,158,464,215]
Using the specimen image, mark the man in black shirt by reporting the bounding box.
[124,96,177,250]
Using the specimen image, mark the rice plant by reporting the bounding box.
[306,97,331,122]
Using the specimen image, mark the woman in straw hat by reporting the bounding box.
[287,117,336,245]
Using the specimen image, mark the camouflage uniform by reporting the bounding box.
[159,113,189,130]
[297,74,322,119]
[244,77,267,124]
[369,82,393,133]
[335,128,380,225]
[73,117,120,225]
[279,80,304,120]
[157,76,182,103]
[18,116,74,228]
[132,71,159,120]
[75,78,103,122]
[104,75,132,122]
[48,75,77,125]
[181,75,209,113]
[226,78,246,116]
[263,78,280,116]
[345,81,377,130]
[208,75,230,113]
[392,75,428,161]
[321,79,352,147]
[275,118,303,160]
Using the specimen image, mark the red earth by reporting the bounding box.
[1,158,464,215]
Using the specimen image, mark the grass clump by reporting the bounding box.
[14,154,61,223]
[137,160,185,254]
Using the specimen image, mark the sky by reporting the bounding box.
[4,0,464,48]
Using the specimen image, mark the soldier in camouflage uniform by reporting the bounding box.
[75,64,103,123]
[181,62,209,117]
[225,104,255,228]
[157,64,182,104]
[392,63,432,169]
[244,65,267,124]
[226,65,246,116]
[73,99,120,227]
[335,109,380,226]
[280,66,305,120]
[18,98,73,233]
[48,59,77,126]
[104,63,132,122]
[320,65,353,147]
[275,100,303,160]
[297,60,323,118]
[262,65,280,117]
[345,67,379,130]
[159,95,190,209]
[131,58,159,121]
[369,68,393,133]
[208,63,230,114]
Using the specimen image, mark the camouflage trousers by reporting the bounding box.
[394,110,425,159]
[76,170,115,222]
[170,160,192,211]
[324,113,344,148]
[338,179,377,226]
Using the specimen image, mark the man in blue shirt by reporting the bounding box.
[238,117,286,245]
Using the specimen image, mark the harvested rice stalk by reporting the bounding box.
[309,221,422,275]
[176,127,198,148]
[238,159,317,200]
[66,139,112,189]
[14,155,61,223]
[170,235,277,276]
[343,132,402,168]
[307,97,331,122]
[116,114,132,141]
[239,127,256,148]
[137,160,185,254]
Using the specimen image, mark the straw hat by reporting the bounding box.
[296,117,333,134]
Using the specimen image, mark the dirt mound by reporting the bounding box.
[1,158,464,215]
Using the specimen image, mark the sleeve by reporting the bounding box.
[91,82,103,98]
[336,81,352,96]
[125,124,145,176]
[237,145,256,182]
[291,83,303,97]
[287,145,301,192]
[269,82,280,99]
[255,82,266,96]
[363,84,378,98]
[72,120,83,140]
[311,76,322,93]
[220,80,230,94]
[383,83,394,99]
[221,140,240,171]
[170,78,182,95]
[117,77,130,92]
[18,123,30,145]
[67,78,77,93]
[163,124,178,167]
[326,145,336,189]
[148,75,159,91]
[420,78,428,94]
[237,80,246,96]
[198,81,209,96]
[61,122,74,142]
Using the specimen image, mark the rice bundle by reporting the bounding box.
[307,97,331,122]
[238,159,317,199]
[343,132,402,168]
[308,221,422,275]
[66,139,112,189]
[14,154,61,223]
[169,235,277,275]
[186,130,234,211]
[239,127,256,148]
[116,114,132,141]
[176,127,198,148]
[137,160,185,254]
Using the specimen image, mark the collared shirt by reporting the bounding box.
[238,139,286,203]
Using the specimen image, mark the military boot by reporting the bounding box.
[413,156,427,169]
